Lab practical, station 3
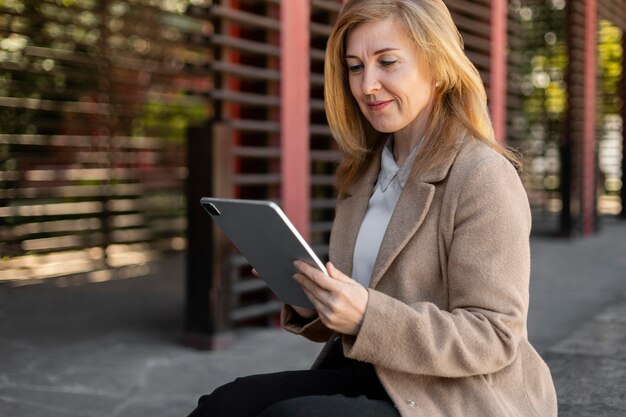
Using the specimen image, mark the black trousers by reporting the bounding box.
[186,354,400,417]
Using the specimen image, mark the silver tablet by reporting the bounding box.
[200,197,326,309]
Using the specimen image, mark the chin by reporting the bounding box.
[369,123,400,134]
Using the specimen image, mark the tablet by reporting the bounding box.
[200,197,326,309]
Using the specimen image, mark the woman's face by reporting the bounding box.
[345,18,434,137]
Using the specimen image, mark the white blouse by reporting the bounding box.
[351,137,420,287]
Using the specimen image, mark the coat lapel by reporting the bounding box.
[330,134,466,286]
[368,178,435,288]
[368,135,466,288]
[329,152,381,277]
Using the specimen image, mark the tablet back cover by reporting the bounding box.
[201,197,324,309]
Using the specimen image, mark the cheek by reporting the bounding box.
[348,77,360,99]
[348,80,368,112]
[407,80,432,109]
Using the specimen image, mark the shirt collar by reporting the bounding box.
[378,136,421,191]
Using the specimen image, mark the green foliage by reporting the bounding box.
[515,1,624,208]
[598,20,623,115]
[519,2,568,122]
[132,94,207,144]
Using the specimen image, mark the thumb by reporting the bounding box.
[326,262,354,283]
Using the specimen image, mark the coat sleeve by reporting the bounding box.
[280,304,334,343]
[342,155,532,378]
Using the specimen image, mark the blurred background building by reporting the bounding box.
[0,0,624,345]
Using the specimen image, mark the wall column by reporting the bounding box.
[280,0,311,239]
[490,0,508,144]
[582,0,597,234]
[621,30,626,219]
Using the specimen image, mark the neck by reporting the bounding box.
[392,124,427,168]
[392,103,433,166]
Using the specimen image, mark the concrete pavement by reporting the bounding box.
[1,218,625,417]
[545,293,626,416]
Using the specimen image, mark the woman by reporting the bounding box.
[188,0,557,416]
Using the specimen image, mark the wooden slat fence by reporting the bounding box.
[7,0,606,331]
[201,0,342,326]
[0,0,212,285]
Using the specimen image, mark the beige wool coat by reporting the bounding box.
[282,135,558,417]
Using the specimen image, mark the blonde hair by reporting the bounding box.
[325,0,520,197]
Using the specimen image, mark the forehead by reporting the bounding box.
[345,18,414,55]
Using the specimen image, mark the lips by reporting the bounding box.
[367,100,393,111]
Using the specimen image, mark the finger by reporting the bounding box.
[293,272,327,296]
[326,262,354,284]
[293,273,335,310]
[293,261,336,291]
[298,284,334,324]
[251,268,259,277]
[300,284,324,309]
[296,276,328,312]
[293,260,323,276]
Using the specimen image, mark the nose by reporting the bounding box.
[361,68,381,95]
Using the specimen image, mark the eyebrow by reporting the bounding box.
[344,47,400,59]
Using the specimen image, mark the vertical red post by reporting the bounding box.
[582,0,597,235]
[280,0,311,239]
[490,0,508,144]
[621,32,626,219]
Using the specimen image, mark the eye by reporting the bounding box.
[380,59,397,67]
[347,63,363,73]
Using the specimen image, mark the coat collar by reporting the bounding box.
[379,136,422,191]
[330,134,465,286]
[343,134,465,197]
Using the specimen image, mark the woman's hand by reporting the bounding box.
[293,261,368,335]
